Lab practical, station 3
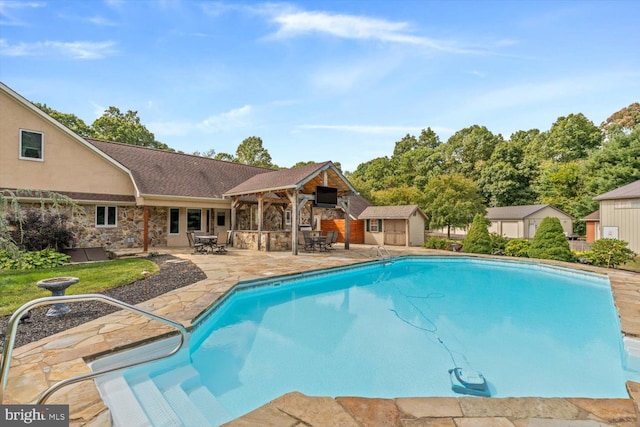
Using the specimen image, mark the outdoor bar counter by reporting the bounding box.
[233,230,292,251]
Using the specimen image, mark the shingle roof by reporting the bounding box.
[583,210,600,221]
[593,179,640,201]
[485,204,572,220]
[85,139,271,199]
[348,194,371,218]
[359,205,425,220]
[224,161,357,197]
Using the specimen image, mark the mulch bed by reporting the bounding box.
[0,255,206,352]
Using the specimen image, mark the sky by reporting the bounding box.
[1,0,639,173]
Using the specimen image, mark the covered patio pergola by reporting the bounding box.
[223,161,357,255]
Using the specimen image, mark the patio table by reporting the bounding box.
[195,235,218,252]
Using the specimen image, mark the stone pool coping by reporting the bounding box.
[3,246,639,426]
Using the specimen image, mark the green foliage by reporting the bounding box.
[504,239,531,257]
[423,174,486,238]
[600,102,640,136]
[489,232,508,254]
[462,213,492,254]
[442,125,504,181]
[235,136,275,168]
[34,102,92,136]
[528,217,575,262]
[543,113,603,163]
[370,185,424,207]
[584,238,636,268]
[92,106,172,150]
[0,249,70,270]
[423,237,450,250]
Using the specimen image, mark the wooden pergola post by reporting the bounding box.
[143,206,149,252]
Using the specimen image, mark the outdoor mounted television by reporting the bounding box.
[314,186,338,208]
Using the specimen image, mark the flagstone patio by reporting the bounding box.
[2,245,639,426]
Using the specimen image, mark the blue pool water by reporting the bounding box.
[117,257,632,425]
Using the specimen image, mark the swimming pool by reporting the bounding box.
[94,256,635,426]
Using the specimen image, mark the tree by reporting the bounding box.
[528,217,574,262]
[235,136,274,168]
[423,174,486,238]
[441,125,503,182]
[577,125,640,217]
[34,103,92,136]
[478,140,534,206]
[543,113,603,163]
[349,157,396,191]
[370,185,424,207]
[600,102,640,136]
[534,161,583,217]
[92,107,172,150]
[192,148,217,158]
[462,213,492,254]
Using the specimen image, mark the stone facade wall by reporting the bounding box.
[233,231,292,251]
[235,203,344,231]
[13,203,169,250]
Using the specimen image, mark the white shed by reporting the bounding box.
[486,204,574,239]
[359,205,427,247]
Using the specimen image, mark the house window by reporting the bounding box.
[367,219,382,232]
[20,129,43,160]
[96,206,117,227]
[217,211,226,227]
[169,208,180,234]
[285,210,291,225]
[187,209,202,231]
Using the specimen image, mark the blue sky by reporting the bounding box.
[1,0,639,172]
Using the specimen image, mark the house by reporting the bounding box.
[593,179,640,253]
[358,205,427,247]
[485,204,574,239]
[583,210,600,243]
[0,82,359,254]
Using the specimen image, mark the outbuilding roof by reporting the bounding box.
[593,179,640,201]
[485,204,572,220]
[359,205,426,220]
[583,210,600,221]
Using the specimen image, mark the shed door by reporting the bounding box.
[384,220,406,246]
[501,221,519,238]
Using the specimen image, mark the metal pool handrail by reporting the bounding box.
[0,294,188,404]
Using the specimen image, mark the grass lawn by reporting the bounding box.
[621,256,640,273]
[0,258,159,316]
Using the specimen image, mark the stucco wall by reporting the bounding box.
[0,90,135,197]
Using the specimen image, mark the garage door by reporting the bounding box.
[384,220,406,246]
[501,221,520,238]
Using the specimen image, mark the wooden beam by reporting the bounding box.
[143,206,149,252]
[287,189,299,255]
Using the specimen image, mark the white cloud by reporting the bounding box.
[0,39,116,59]
[0,1,44,25]
[149,105,254,137]
[198,105,253,133]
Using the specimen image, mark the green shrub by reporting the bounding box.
[504,239,531,257]
[424,237,449,250]
[584,238,636,268]
[489,233,508,254]
[0,249,70,270]
[528,217,575,262]
[462,213,492,254]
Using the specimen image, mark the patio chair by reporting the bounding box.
[298,233,313,252]
[323,230,337,250]
[213,231,228,254]
[187,231,207,254]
